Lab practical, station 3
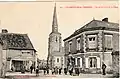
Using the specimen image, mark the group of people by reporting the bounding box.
[10,62,107,76]
[30,64,39,76]
[51,67,62,75]
[29,62,107,76]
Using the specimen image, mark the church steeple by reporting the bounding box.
[52,3,58,33]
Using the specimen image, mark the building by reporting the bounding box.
[0,29,37,72]
[63,18,119,73]
[47,4,64,69]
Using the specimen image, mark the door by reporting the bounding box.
[12,60,23,72]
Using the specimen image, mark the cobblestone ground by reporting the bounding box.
[5,70,114,79]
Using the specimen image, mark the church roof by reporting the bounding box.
[0,32,36,51]
[63,18,119,41]
[52,3,58,27]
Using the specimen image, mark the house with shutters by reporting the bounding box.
[63,18,119,73]
[0,29,37,72]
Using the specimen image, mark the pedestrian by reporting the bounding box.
[77,68,80,76]
[36,66,39,76]
[51,68,54,75]
[64,68,67,75]
[71,68,73,76]
[69,67,72,75]
[59,68,62,75]
[30,65,33,74]
[102,62,107,75]
[44,66,46,75]
[47,68,49,74]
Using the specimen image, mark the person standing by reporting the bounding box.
[47,68,49,75]
[77,68,80,76]
[30,65,33,74]
[52,67,54,75]
[102,62,107,75]
[36,66,39,76]
[43,66,46,75]
[59,68,62,75]
[64,68,67,75]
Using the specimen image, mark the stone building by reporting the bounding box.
[0,29,37,72]
[63,18,119,73]
[47,4,64,69]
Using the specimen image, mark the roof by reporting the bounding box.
[0,33,36,51]
[63,19,119,41]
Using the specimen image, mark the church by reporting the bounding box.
[63,18,119,73]
[47,4,64,69]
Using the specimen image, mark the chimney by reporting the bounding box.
[102,18,108,22]
[2,29,8,33]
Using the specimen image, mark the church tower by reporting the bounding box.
[48,3,64,69]
[49,3,62,53]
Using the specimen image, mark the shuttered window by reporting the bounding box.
[105,35,112,48]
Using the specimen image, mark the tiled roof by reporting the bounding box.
[0,33,36,51]
[63,20,119,41]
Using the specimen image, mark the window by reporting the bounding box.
[88,35,97,49]
[89,57,97,68]
[77,38,80,50]
[69,41,72,52]
[57,58,59,63]
[105,35,112,48]
[89,38,92,41]
[89,37,95,41]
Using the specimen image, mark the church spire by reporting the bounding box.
[52,3,58,33]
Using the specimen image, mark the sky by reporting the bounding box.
[0,0,119,60]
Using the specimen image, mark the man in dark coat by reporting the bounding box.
[43,66,46,75]
[64,68,67,75]
[36,66,39,76]
[30,65,33,74]
[59,68,62,75]
[102,62,107,75]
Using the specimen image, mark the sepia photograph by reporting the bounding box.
[0,0,119,79]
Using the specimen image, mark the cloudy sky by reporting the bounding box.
[0,0,119,60]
